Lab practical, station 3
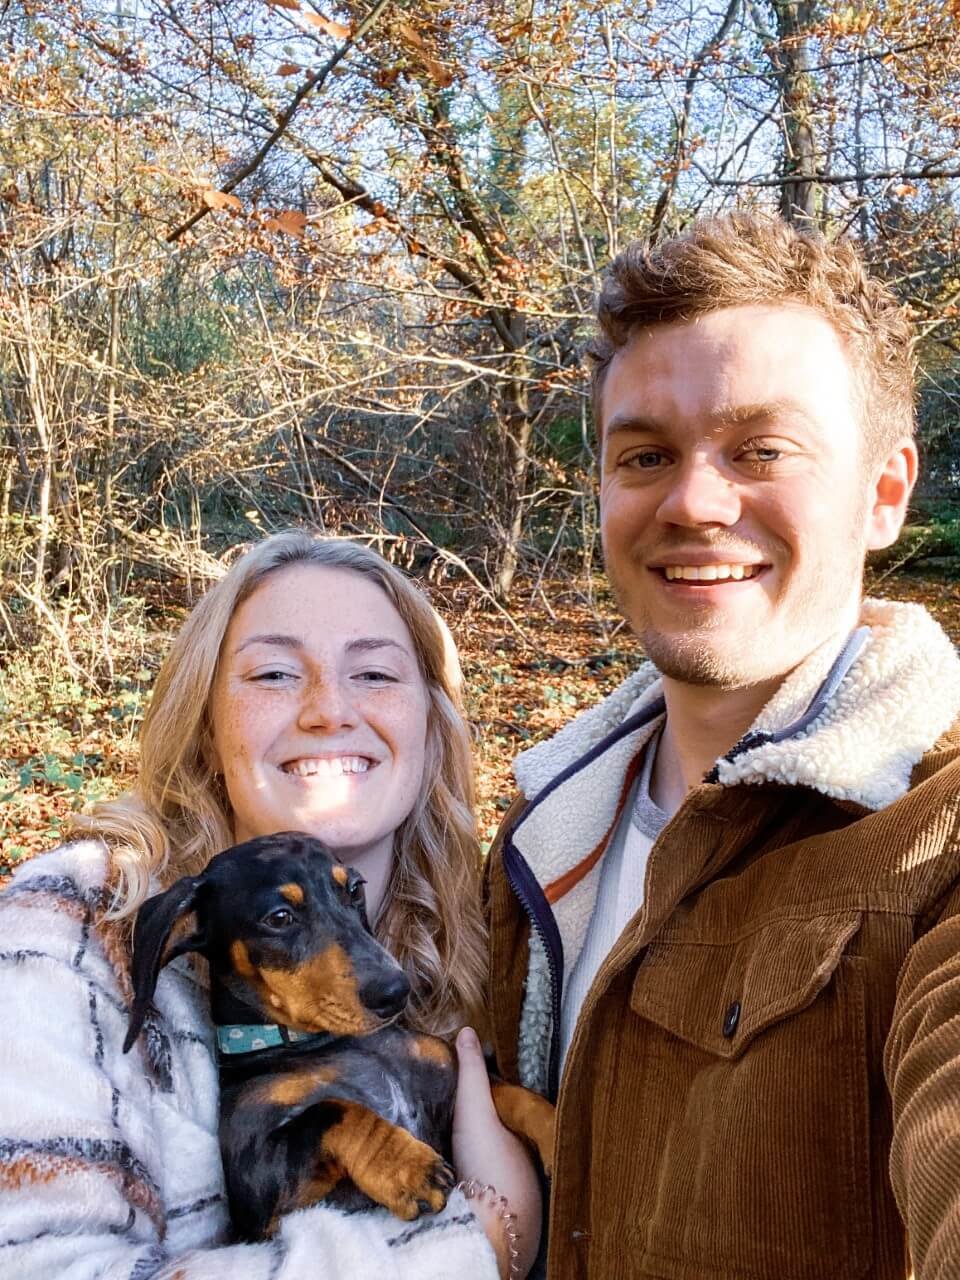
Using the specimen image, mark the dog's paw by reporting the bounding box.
[379,1140,455,1221]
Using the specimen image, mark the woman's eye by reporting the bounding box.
[251,669,297,683]
[262,908,295,929]
[353,670,397,684]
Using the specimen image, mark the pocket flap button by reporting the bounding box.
[722,999,741,1038]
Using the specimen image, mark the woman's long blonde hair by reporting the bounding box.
[71,532,487,1037]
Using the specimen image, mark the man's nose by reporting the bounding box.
[297,678,358,730]
[655,457,741,527]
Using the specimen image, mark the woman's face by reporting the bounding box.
[209,563,430,878]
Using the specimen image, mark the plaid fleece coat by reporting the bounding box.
[0,841,498,1280]
[485,598,960,1280]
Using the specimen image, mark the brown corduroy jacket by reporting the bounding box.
[484,600,960,1280]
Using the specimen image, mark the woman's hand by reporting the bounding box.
[452,1027,543,1279]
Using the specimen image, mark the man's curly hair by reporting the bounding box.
[588,212,917,458]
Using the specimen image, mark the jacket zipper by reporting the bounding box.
[502,837,565,1100]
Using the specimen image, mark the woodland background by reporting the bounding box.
[3,0,960,869]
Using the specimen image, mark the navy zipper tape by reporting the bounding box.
[763,625,870,745]
[705,625,872,780]
[504,695,667,1099]
[517,695,668,824]
[502,837,565,1100]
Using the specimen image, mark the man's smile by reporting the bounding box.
[654,563,768,582]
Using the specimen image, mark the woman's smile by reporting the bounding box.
[279,754,376,779]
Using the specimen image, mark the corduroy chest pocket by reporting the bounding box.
[617,910,870,1280]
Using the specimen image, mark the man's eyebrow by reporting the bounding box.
[604,402,818,436]
[705,400,818,427]
[603,414,668,438]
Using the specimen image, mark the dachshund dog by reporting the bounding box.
[124,831,553,1241]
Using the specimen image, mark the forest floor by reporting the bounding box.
[2,567,960,878]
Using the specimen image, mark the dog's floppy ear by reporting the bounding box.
[123,875,205,1053]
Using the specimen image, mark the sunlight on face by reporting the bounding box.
[598,305,894,688]
[208,564,430,870]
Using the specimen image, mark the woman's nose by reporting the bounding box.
[655,457,741,528]
[297,678,358,730]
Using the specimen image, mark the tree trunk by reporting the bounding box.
[770,0,819,225]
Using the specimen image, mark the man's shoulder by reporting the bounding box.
[911,714,960,789]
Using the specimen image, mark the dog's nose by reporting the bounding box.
[360,968,410,1019]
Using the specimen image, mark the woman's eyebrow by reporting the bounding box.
[346,637,409,655]
[234,633,303,654]
[233,634,410,656]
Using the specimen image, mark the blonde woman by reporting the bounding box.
[0,532,539,1280]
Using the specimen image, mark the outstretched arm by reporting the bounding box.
[885,893,960,1280]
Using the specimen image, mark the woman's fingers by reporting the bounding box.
[453,1026,498,1138]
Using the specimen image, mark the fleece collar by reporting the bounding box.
[514,599,960,817]
[508,599,960,1089]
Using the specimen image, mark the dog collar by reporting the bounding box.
[216,1023,331,1056]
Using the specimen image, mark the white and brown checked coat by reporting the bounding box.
[0,840,499,1280]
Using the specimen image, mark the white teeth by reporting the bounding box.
[663,564,759,582]
[282,756,371,777]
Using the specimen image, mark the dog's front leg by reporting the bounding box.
[321,1101,455,1221]
[491,1081,556,1176]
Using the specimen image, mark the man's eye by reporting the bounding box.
[262,908,295,929]
[624,449,667,469]
[743,447,783,463]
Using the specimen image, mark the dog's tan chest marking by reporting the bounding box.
[409,1035,454,1069]
[255,1065,338,1107]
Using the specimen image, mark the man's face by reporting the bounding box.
[599,303,911,689]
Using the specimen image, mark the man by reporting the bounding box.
[483,213,960,1278]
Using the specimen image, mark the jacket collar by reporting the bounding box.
[515,598,960,817]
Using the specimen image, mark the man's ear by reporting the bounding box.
[865,437,919,551]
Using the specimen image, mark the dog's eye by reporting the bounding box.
[348,876,366,903]
[262,908,295,930]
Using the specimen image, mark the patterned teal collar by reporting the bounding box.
[216,1023,331,1056]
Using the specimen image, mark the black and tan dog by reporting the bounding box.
[123,831,553,1241]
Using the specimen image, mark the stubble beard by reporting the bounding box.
[611,558,864,692]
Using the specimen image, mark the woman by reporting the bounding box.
[0,532,539,1279]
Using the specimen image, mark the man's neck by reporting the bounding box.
[649,675,783,816]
